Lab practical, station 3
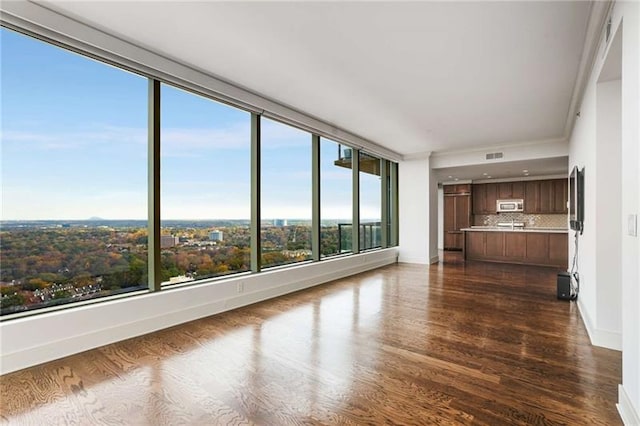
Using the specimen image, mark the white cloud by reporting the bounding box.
[0,125,147,150]
[161,122,250,157]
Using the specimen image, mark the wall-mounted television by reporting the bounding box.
[569,165,584,232]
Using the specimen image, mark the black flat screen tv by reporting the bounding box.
[569,165,584,232]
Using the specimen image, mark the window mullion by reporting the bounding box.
[251,113,262,272]
[381,159,389,248]
[148,79,162,291]
[312,135,321,261]
[352,148,360,254]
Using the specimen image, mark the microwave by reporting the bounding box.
[496,199,524,213]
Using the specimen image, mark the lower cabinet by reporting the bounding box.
[463,231,568,268]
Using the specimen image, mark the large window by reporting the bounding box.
[260,118,312,268]
[0,28,148,315]
[321,140,353,256]
[0,26,399,318]
[160,84,251,285]
[359,151,382,250]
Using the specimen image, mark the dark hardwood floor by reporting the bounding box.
[1,253,622,425]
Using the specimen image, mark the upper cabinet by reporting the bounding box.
[472,179,567,215]
[472,184,486,214]
[443,184,471,195]
[552,179,568,213]
[473,182,526,214]
[524,179,568,214]
[497,182,524,199]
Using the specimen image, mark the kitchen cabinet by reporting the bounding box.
[444,192,470,250]
[504,233,526,259]
[497,182,525,199]
[472,179,567,215]
[484,183,498,214]
[472,184,486,215]
[549,233,569,266]
[524,181,541,213]
[444,184,471,195]
[463,230,568,268]
[524,179,567,214]
[485,232,504,257]
[472,183,499,215]
[526,233,549,263]
[465,231,484,255]
[552,179,568,214]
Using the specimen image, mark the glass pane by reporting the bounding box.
[359,151,382,250]
[261,119,312,268]
[160,84,251,285]
[0,28,148,316]
[321,139,352,256]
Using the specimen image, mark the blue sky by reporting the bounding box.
[1,27,381,221]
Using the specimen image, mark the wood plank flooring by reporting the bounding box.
[0,253,622,425]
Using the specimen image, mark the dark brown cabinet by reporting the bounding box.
[472,179,567,215]
[471,183,500,215]
[472,184,486,215]
[549,233,569,266]
[524,181,541,213]
[464,231,568,268]
[497,181,525,199]
[484,183,498,214]
[466,231,484,255]
[504,233,526,259]
[444,184,471,195]
[552,179,568,213]
[526,233,549,263]
[485,232,504,257]
[523,179,567,214]
[444,187,471,250]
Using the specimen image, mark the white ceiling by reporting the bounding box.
[41,1,592,157]
[434,156,568,182]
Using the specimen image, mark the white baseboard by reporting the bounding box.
[618,385,640,426]
[577,299,622,351]
[429,255,440,264]
[1,250,397,374]
[397,256,430,264]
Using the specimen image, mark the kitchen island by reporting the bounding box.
[462,227,568,268]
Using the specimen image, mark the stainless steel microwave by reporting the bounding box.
[496,199,524,213]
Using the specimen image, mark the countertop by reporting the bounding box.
[461,226,569,234]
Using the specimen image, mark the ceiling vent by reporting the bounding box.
[485,152,504,160]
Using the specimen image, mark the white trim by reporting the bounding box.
[403,151,432,161]
[0,249,397,375]
[429,255,440,264]
[0,1,401,162]
[577,298,622,351]
[430,137,567,158]
[617,385,640,426]
[472,174,568,184]
[563,1,615,138]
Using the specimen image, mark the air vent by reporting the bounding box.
[485,152,504,160]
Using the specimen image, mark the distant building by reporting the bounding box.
[209,230,223,241]
[273,219,288,227]
[160,235,179,248]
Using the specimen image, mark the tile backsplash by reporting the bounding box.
[474,213,567,228]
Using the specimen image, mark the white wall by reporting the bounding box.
[0,248,398,374]
[569,2,640,424]
[398,157,432,263]
[618,2,640,424]
[429,166,439,263]
[438,187,444,250]
[595,79,622,336]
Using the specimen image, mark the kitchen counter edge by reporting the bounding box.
[461,228,569,234]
